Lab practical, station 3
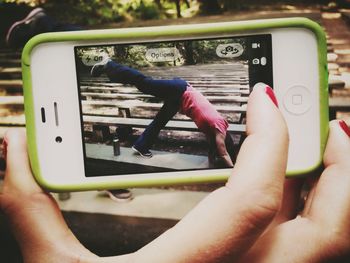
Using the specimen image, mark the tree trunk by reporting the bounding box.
[198,0,221,15]
[154,0,162,10]
[174,0,181,18]
[184,41,196,65]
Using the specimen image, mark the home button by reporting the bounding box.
[283,85,312,115]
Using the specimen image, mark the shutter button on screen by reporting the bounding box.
[283,85,312,115]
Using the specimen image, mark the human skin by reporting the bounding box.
[0,85,349,262]
[207,131,234,168]
[216,131,234,167]
[238,119,350,263]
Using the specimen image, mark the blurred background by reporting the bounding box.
[1,0,350,262]
[1,0,350,37]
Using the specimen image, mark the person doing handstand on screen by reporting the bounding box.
[91,58,234,168]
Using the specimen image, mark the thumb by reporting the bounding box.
[133,83,289,263]
[2,128,43,195]
[306,120,350,230]
[0,129,94,261]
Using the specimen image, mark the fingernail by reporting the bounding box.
[2,137,8,160]
[339,120,350,137]
[265,86,279,107]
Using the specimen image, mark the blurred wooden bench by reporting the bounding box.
[341,9,350,26]
[329,78,346,94]
[83,115,245,134]
[329,97,350,120]
[81,92,249,103]
[0,67,22,79]
[0,79,22,91]
[79,85,250,95]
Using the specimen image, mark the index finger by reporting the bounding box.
[227,83,289,196]
[305,120,350,231]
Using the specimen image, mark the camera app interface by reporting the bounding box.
[74,34,272,177]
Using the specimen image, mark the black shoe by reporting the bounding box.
[90,58,110,77]
[106,189,133,202]
[6,7,46,48]
[132,145,153,158]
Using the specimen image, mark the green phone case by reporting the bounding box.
[22,17,329,191]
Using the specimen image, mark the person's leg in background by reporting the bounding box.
[91,60,187,157]
[139,77,187,101]
[6,7,82,48]
[132,99,181,157]
[100,59,147,85]
[93,60,188,101]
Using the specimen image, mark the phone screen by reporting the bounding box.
[74,34,273,177]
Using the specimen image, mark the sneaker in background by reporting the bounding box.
[90,58,111,77]
[132,145,153,158]
[106,189,133,202]
[6,7,46,48]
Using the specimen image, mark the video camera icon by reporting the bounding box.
[252,43,261,49]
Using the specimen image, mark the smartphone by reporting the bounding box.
[22,18,329,191]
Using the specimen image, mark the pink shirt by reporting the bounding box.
[180,85,229,136]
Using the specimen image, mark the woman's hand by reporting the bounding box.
[239,119,350,263]
[0,129,101,263]
[1,84,349,263]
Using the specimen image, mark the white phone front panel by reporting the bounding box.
[271,28,320,171]
[29,27,321,187]
[31,42,86,185]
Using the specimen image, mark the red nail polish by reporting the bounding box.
[339,120,350,137]
[265,86,279,107]
[2,138,8,160]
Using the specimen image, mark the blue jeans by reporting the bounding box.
[105,61,188,151]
